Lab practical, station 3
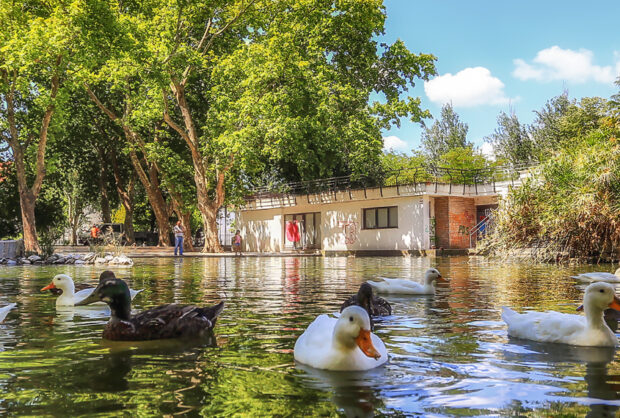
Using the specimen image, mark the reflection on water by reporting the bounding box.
[1,256,620,415]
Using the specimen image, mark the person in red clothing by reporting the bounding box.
[90,224,101,245]
[286,220,301,249]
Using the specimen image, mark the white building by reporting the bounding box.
[239,168,528,254]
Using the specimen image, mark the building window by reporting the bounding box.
[363,206,398,229]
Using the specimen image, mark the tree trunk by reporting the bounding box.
[201,202,222,253]
[110,148,137,245]
[181,211,194,252]
[96,147,112,223]
[19,191,41,254]
[171,196,194,252]
[2,67,59,254]
[123,174,136,245]
[86,86,172,247]
[139,159,172,247]
[163,83,232,253]
[67,193,81,246]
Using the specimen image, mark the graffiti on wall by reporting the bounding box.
[339,221,359,244]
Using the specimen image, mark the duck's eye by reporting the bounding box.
[600,289,605,293]
[349,316,353,322]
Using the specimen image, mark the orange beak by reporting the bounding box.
[609,295,620,311]
[437,275,448,283]
[355,329,381,360]
[41,282,56,292]
[577,295,620,311]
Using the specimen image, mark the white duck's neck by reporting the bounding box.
[584,303,607,329]
[56,283,76,305]
[332,322,356,352]
[423,277,436,290]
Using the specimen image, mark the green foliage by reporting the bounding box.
[4,0,437,249]
[483,101,620,261]
[488,94,612,167]
[486,111,534,166]
[438,146,492,171]
[381,146,498,186]
[421,103,470,161]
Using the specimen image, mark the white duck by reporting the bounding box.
[0,303,16,322]
[367,268,446,295]
[41,272,142,307]
[502,282,620,347]
[572,268,620,283]
[294,306,388,371]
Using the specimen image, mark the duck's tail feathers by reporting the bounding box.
[501,306,518,322]
[199,301,225,324]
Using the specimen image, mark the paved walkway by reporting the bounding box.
[53,246,321,258]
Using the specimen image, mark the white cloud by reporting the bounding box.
[480,142,495,161]
[513,46,618,84]
[424,67,511,107]
[382,135,409,152]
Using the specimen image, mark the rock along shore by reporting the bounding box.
[0,252,134,266]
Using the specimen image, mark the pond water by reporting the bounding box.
[1,256,620,416]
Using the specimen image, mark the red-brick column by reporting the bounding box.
[448,197,476,248]
[433,197,476,249]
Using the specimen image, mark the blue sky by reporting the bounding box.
[379,0,620,156]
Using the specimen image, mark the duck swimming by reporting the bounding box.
[502,282,620,347]
[75,277,224,341]
[572,268,620,283]
[367,268,446,295]
[0,303,16,323]
[294,305,388,371]
[340,283,391,330]
[41,272,143,307]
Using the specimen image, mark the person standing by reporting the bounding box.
[173,220,185,256]
[90,224,101,245]
[233,230,242,256]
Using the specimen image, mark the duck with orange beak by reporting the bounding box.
[41,272,142,307]
[502,282,620,347]
[294,306,388,371]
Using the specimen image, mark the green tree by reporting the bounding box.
[89,0,436,252]
[529,93,571,158]
[0,0,109,253]
[420,103,470,161]
[486,111,533,166]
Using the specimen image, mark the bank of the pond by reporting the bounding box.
[52,246,470,259]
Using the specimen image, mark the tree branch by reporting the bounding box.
[32,55,62,197]
[180,0,256,86]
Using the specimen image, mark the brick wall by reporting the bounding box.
[448,197,476,248]
[433,197,476,249]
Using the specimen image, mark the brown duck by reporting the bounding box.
[340,283,392,330]
[76,277,224,341]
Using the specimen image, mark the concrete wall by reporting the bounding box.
[435,197,449,248]
[240,209,283,252]
[239,195,430,252]
[0,240,24,259]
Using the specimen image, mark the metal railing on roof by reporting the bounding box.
[246,164,534,203]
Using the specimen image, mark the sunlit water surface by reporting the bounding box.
[1,256,620,416]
